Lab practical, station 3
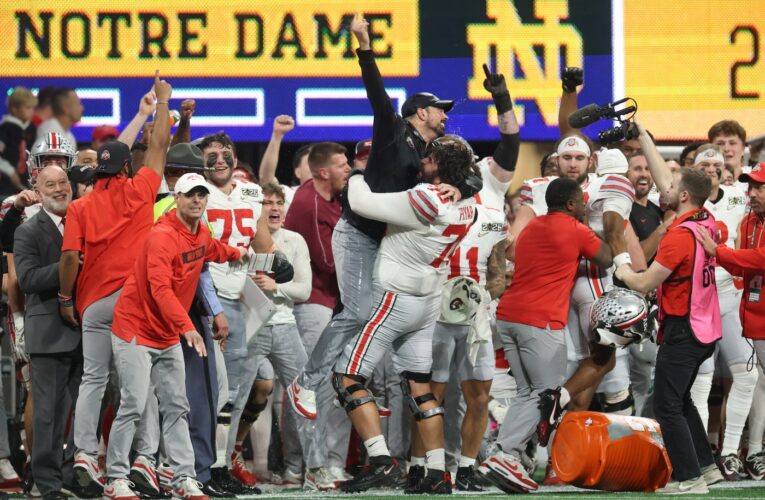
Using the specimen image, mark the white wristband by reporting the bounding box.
[613,252,632,268]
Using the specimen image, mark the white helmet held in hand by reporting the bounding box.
[590,288,650,348]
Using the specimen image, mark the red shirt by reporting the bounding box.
[62,168,162,315]
[497,212,601,329]
[717,211,765,339]
[283,180,341,309]
[654,209,704,317]
[112,211,240,349]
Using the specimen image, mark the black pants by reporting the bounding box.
[653,316,716,482]
[183,308,219,484]
[30,348,83,495]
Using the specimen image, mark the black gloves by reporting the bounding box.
[482,64,513,115]
[271,250,294,284]
[457,174,483,200]
[561,67,583,93]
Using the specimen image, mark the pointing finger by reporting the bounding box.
[482,63,492,80]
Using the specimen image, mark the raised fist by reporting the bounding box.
[273,115,295,136]
[561,67,583,93]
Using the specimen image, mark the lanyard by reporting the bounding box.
[749,215,765,249]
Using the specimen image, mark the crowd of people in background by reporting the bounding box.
[0,13,765,499]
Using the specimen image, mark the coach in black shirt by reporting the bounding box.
[627,152,668,261]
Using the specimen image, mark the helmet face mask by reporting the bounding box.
[590,288,650,348]
[28,132,76,184]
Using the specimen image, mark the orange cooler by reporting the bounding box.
[551,411,672,492]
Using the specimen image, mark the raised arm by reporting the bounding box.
[558,67,584,137]
[143,71,173,178]
[351,13,396,137]
[637,122,672,198]
[258,115,295,185]
[118,89,156,149]
[483,64,519,184]
[346,174,420,227]
[170,99,195,146]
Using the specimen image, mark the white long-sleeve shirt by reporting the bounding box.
[348,175,477,296]
[264,227,312,325]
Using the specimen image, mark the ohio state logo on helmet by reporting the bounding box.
[26,132,77,183]
[590,288,649,348]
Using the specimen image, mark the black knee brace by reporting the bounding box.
[241,400,268,423]
[331,373,376,413]
[400,371,444,421]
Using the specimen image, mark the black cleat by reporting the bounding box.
[718,453,747,481]
[339,457,397,493]
[406,469,452,495]
[200,480,230,498]
[211,467,261,495]
[456,466,484,492]
[745,451,765,480]
[405,464,425,492]
[537,387,564,446]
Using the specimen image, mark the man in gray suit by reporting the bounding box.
[14,165,83,500]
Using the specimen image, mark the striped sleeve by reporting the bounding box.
[600,175,636,204]
[520,177,554,216]
[408,184,442,224]
[600,175,635,220]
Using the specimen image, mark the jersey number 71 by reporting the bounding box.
[431,223,471,268]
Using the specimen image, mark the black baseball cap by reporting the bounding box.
[401,92,454,118]
[355,139,372,159]
[68,165,96,185]
[95,141,131,176]
[166,143,206,171]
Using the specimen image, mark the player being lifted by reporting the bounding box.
[414,63,519,492]
[332,136,480,494]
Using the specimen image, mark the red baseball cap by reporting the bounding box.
[739,162,765,184]
[92,125,120,143]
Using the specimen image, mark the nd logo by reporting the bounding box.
[467,0,583,127]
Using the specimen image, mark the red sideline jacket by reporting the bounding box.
[112,210,240,349]
[716,211,765,340]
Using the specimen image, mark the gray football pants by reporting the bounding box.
[294,304,351,469]
[495,321,567,458]
[224,322,311,474]
[296,219,378,391]
[74,289,157,457]
[107,337,195,487]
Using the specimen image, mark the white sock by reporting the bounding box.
[690,372,713,432]
[410,456,426,467]
[458,455,476,468]
[425,449,445,472]
[748,364,765,455]
[721,365,758,456]
[559,387,571,407]
[363,435,390,458]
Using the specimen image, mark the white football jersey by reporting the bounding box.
[519,175,557,216]
[376,184,477,296]
[705,184,748,294]
[206,181,264,299]
[585,174,635,238]
[448,158,510,286]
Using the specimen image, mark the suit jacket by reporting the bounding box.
[13,209,80,354]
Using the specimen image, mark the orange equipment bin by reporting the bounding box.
[551,411,672,492]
